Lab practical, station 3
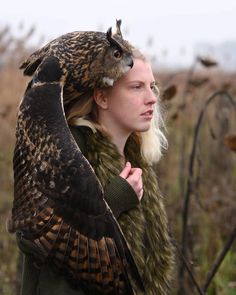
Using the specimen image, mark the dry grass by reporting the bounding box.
[0,25,235,295]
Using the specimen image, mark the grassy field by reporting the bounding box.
[0,26,235,294]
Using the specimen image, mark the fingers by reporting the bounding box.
[129,168,143,201]
[137,188,144,201]
[119,162,132,179]
[120,163,143,201]
[129,167,142,177]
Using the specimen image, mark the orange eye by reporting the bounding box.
[113,50,122,59]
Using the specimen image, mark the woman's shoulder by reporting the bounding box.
[69,125,89,154]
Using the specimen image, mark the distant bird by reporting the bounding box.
[8,21,144,294]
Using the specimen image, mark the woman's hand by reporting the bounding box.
[119,162,143,201]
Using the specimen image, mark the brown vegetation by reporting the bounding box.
[0,25,235,295]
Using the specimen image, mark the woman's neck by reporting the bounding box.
[109,133,129,157]
[98,115,131,158]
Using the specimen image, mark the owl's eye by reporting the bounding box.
[113,49,122,59]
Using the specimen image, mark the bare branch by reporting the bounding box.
[202,225,236,293]
[173,240,204,295]
[179,90,236,291]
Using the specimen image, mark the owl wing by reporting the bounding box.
[19,42,51,76]
[19,31,81,77]
[10,57,144,294]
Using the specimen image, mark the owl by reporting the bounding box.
[20,19,134,106]
[8,21,144,294]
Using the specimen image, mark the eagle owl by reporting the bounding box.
[8,21,144,294]
[20,19,134,107]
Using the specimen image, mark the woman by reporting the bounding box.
[67,49,174,294]
[18,49,174,295]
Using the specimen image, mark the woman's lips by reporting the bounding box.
[141,110,153,119]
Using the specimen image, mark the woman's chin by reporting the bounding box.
[135,123,151,133]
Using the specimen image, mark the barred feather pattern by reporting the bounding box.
[83,129,175,295]
[8,77,144,295]
[19,27,134,106]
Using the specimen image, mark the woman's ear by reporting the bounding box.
[93,89,108,110]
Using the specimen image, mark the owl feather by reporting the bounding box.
[8,22,144,294]
[19,20,133,107]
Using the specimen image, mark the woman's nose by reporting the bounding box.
[145,88,157,104]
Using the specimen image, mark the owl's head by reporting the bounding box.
[20,20,134,104]
[88,20,134,88]
[59,20,134,104]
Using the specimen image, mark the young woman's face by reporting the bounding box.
[100,59,157,136]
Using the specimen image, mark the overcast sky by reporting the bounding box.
[1,0,236,68]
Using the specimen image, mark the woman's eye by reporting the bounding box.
[132,85,141,89]
[113,50,122,59]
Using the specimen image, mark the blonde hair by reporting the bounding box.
[67,49,167,164]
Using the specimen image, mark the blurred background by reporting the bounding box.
[0,0,236,294]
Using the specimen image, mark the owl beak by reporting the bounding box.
[127,55,133,68]
[121,55,133,75]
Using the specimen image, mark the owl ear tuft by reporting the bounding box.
[115,19,122,37]
[106,27,112,40]
[106,27,123,51]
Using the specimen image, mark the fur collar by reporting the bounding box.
[81,128,174,295]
